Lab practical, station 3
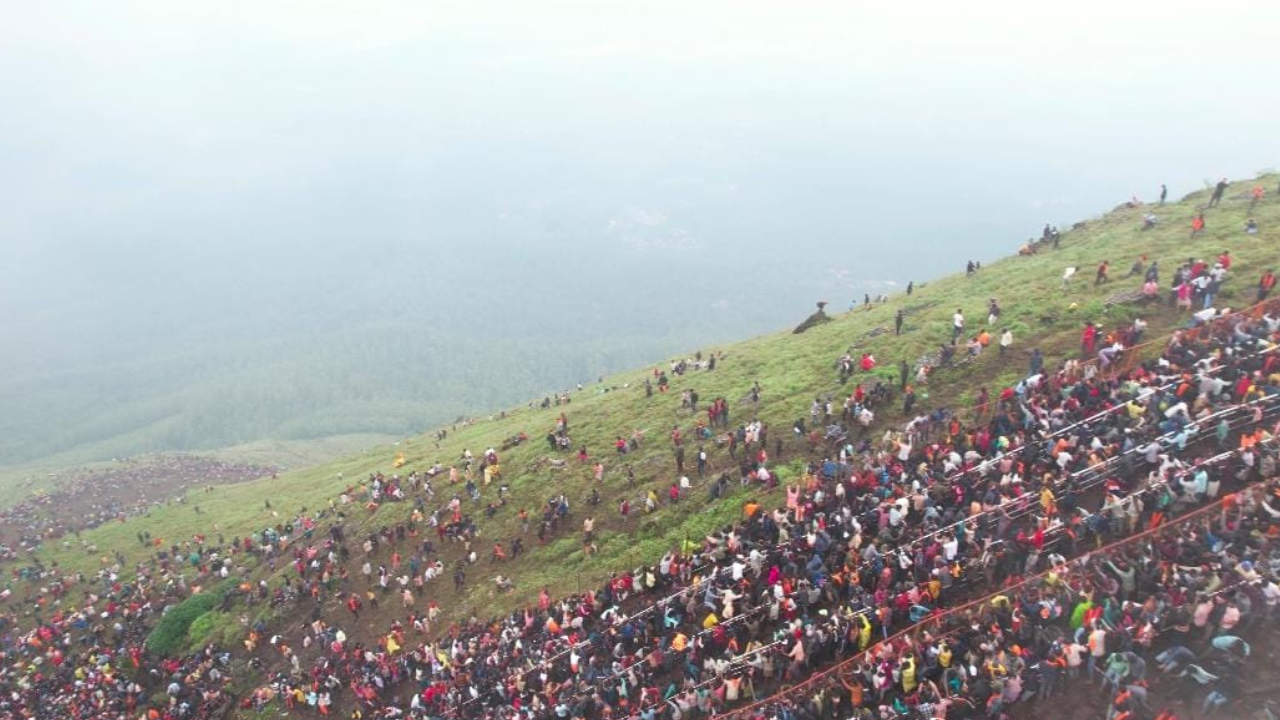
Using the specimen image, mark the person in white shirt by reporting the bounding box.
[942,537,959,561]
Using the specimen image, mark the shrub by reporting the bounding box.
[186,610,229,647]
[144,579,238,656]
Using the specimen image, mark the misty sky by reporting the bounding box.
[1,1,1277,461]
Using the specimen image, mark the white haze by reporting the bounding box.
[0,0,1276,463]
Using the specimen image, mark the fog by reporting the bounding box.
[1,1,1276,464]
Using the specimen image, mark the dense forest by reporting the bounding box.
[0,240,820,466]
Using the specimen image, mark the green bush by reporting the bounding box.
[186,610,228,647]
[145,579,238,656]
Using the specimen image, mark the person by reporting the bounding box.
[1209,177,1228,207]
[1128,256,1147,277]
[1029,348,1044,375]
[1130,316,1147,342]
[999,328,1013,355]
[1259,269,1277,302]
[1159,183,1168,205]
[1245,218,1258,234]
[1095,261,1110,285]
[906,280,914,295]
[1191,213,1206,237]
[898,358,909,390]
[987,298,1001,325]
[1176,278,1193,310]
[1098,341,1124,371]
[895,309,905,335]
[1142,213,1157,230]
[1249,184,1264,212]
[952,308,965,343]
[1203,275,1221,309]
[1142,278,1160,302]
[1081,321,1098,356]
[1062,266,1078,290]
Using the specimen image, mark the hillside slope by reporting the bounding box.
[5,174,1279,716]
[22,175,1279,592]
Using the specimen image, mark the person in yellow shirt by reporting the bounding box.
[1040,486,1056,514]
[857,614,873,650]
[901,655,917,693]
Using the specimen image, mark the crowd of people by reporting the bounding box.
[4,293,1276,720]
[0,456,273,564]
[1,181,1277,720]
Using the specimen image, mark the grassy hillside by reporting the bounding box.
[13,175,1279,648]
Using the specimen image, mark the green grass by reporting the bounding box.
[15,175,1280,640]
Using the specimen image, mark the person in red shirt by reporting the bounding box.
[1218,250,1231,269]
[1259,269,1277,302]
[1081,321,1098,356]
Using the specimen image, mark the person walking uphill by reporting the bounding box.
[951,308,965,343]
[1209,177,1228,207]
[895,309,905,335]
[1259,269,1277,302]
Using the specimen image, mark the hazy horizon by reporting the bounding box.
[2,1,1276,465]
